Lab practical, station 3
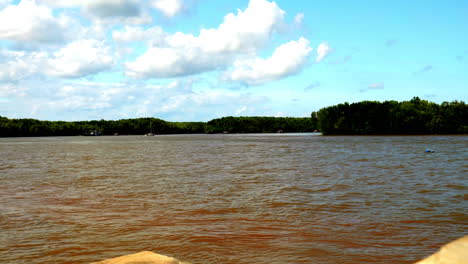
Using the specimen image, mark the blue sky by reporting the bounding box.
[0,0,467,121]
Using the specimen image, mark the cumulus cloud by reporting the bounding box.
[36,0,82,8]
[134,82,269,120]
[1,80,137,120]
[152,0,183,17]
[316,42,332,62]
[126,0,287,79]
[84,0,141,18]
[12,82,126,121]
[0,83,28,97]
[0,0,12,8]
[37,0,151,24]
[1,78,269,121]
[126,46,227,78]
[0,50,46,82]
[112,26,166,45]
[224,37,312,85]
[38,0,143,16]
[45,39,114,78]
[0,51,27,82]
[0,0,71,44]
[0,0,325,121]
[191,0,285,53]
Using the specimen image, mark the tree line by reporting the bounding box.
[1,97,466,137]
[0,117,207,137]
[313,97,467,135]
[0,116,314,137]
[206,116,315,133]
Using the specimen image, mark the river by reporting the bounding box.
[0,134,466,264]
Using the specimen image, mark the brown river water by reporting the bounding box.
[0,134,466,264]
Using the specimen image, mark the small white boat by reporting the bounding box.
[145,120,155,136]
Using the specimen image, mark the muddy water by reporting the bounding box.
[0,134,466,264]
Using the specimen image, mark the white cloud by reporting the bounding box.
[0,51,28,82]
[137,84,269,120]
[316,42,332,62]
[37,0,142,16]
[37,0,82,8]
[0,0,71,44]
[0,39,114,82]
[2,78,268,121]
[45,39,114,78]
[0,0,323,121]
[196,0,285,53]
[0,0,12,8]
[37,0,151,24]
[235,106,248,115]
[224,37,312,85]
[46,94,114,113]
[126,46,228,78]
[27,81,132,119]
[0,50,46,82]
[0,83,28,97]
[58,85,77,96]
[112,26,166,45]
[152,0,183,17]
[126,0,286,79]
[84,0,141,18]
[85,0,152,25]
[294,13,304,24]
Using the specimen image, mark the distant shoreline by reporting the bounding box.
[1,97,466,137]
[2,133,468,139]
[0,116,316,137]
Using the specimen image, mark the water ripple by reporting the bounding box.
[0,135,466,264]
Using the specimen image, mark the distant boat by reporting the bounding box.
[84,130,102,136]
[145,120,155,136]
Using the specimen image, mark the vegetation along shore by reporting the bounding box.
[1,97,466,137]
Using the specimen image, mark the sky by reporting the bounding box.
[0,0,467,121]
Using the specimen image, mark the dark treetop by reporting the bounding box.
[312,97,467,135]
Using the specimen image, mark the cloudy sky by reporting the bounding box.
[0,0,467,121]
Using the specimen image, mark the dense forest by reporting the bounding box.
[314,97,467,135]
[206,116,315,133]
[0,97,466,137]
[0,116,314,137]
[0,117,207,137]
